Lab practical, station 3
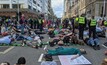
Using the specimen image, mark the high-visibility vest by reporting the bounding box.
[43,20,45,23]
[104,21,107,26]
[39,19,42,24]
[90,19,96,26]
[75,17,79,22]
[79,17,85,24]
[6,19,8,22]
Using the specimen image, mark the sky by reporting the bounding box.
[51,0,64,18]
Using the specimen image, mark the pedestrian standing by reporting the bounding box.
[30,18,33,29]
[70,18,75,33]
[19,17,25,34]
[64,19,69,28]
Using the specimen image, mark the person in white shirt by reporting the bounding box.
[41,54,57,65]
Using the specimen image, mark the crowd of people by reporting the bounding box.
[0,15,107,65]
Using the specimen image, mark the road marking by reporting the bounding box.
[102,44,107,48]
[38,53,44,62]
[0,46,14,54]
[44,45,47,50]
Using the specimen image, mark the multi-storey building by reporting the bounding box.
[71,0,80,17]
[0,0,43,18]
[41,0,48,19]
[41,0,55,20]
[84,0,107,19]
[63,0,72,18]
[70,0,107,19]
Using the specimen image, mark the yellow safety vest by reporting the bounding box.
[6,19,8,22]
[43,20,44,23]
[104,21,107,26]
[39,19,42,24]
[75,17,79,22]
[79,17,85,24]
[90,19,96,26]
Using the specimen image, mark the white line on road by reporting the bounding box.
[0,46,14,54]
[38,54,44,62]
[44,45,47,50]
[102,44,107,48]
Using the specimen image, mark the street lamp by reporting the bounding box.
[103,0,106,20]
[12,0,20,22]
[17,0,20,22]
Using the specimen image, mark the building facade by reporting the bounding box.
[41,0,55,20]
[0,0,43,18]
[63,0,72,18]
[41,0,48,19]
[64,0,107,20]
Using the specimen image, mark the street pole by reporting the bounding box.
[17,0,19,22]
[103,0,105,20]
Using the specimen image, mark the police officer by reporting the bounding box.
[39,18,43,32]
[89,16,96,39]
[78,15,86,40]
[75,17,79,29]
[104,20,107,27]
[104,20,107,38]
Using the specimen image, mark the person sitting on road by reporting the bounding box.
[0,62,10,65]
[41,54,57,65]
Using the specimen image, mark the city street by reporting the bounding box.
[0,0,107,65]
[0,34,107,65]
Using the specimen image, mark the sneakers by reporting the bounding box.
[96,45,100,50]
[35,45,38,49]
[93,45,100,50]
[93,46,97,50]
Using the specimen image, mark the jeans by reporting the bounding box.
[21,24,24,34]
[87,38,99,46]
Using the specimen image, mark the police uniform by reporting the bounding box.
[104,20,107,38]
[89,19,96,39]
[104,20,107,27]
[39,19,43,31]
[74,17,79,29]
[78,17,85,40]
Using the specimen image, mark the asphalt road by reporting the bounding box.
[0,34,107,65]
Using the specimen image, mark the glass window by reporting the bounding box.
[38,4,40,7]
[3,4,9,9]
[28,5,31,9]
[33,8,36,12]
[12,4,20,9]
[38,10,40,12]
[33,0,36,4]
